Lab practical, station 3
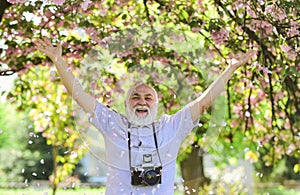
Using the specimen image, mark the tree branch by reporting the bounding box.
[226,82,232,119]
[245,71,255,131]
[284,97,296,141]
[267,68,276,132]
[214,0,276,62]
[0,0,12,22]
[143,0,152,23]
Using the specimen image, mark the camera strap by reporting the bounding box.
[127,122,163,169]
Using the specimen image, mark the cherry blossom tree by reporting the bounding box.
[0,0,299,194]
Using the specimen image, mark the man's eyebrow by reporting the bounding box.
[131,93,154,97]
[131,93,141,97]
[144,94,154,97]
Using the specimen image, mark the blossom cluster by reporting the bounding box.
[7,0,93,11]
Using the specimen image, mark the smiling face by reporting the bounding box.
[125,83,158,126]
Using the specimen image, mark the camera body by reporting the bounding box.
[131,164,162,186]
[130,154,162,186]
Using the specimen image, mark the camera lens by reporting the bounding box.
[143,170,160,186]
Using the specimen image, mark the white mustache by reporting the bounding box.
[134,105,150,112]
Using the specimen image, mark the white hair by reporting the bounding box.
[125,82,158,106]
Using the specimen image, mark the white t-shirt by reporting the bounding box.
[89,102,198,195]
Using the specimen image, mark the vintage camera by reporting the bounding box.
[131,154,162,186]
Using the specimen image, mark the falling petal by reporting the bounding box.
[40,159,45,164]
[222,121,227,126]
[245,111,251,117]
[152,188,156,194]
[70,151,78,159]
[120,151,125,158]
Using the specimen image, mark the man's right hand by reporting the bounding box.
[35,37,62,62]
[35,36,97,116]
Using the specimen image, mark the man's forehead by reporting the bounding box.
[131,84,156,96]
[126,82,158,103]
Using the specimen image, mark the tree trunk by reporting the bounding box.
[180,144,210,195]
[52,146,58,195]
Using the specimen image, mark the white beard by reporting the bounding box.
[126,104,158,126]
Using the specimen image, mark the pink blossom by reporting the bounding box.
[53,0,65,5]
[210,29,229,45]
[230,119,238,128]
[248,20,273,37]
[250,96,258,105]
[99,6,109,16]
[7,0,26,4]
[233,0,248,9]
[288,25,299,37]
[81,0,92,11]
[281,45,292,52]
[258,90,266,99]
[115,0,129,7]
[265,5,275,14]
[265,5,287,22]
[287,50,297,61]
[289,20,299,33]
[192,27,201,33]
[260,21,273,35]
[233,104,243,115]
[246,6,257,18]
[280,45,297,60]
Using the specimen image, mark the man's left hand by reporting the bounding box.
[229,50,257,70]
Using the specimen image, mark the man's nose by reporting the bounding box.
[138,98,147,105]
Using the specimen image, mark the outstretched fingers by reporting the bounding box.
[230,50,257,69]
[34,37,63,61]
[35,37,51,51]
[245,50,257,60]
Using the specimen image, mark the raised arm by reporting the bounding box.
[189,50,257,122]
[35,37,96,116]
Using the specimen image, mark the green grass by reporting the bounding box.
[1,187,300,195]
[0,188,106,195]
[0,188,184,195]
[257,186,300,195]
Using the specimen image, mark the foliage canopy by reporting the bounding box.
[0,0,299,187]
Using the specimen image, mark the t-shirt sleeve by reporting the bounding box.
[88,101,117,134]
[162,105,199,141]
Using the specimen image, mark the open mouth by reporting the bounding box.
[135,107,149,116]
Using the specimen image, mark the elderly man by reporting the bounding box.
[35,37,256,195]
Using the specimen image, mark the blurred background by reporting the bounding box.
[0,0,299,194]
